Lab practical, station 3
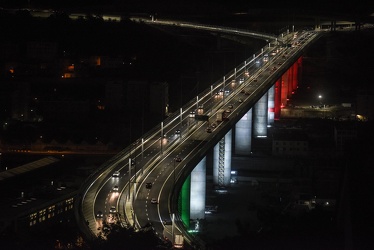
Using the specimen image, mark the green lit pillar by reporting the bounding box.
[179,175,190,228]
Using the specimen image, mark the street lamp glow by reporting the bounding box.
[318,95,322,99]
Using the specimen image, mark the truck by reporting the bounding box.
[216,109,227,122]
[174,234,184,248]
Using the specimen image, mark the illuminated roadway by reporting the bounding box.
[76,20,322,248]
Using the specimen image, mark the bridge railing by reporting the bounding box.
[77,19,307,240]
[130,17,278,41]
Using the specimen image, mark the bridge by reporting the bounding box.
[75,19,323,249]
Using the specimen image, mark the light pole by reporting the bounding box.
[161,122,164,155]
[318,95,325,118]
[173,158,176,186]
[128,158,132,200]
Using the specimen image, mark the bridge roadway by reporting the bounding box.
[76,21,322,248]
[129,17,278,42]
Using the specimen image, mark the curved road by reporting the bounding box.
[78,24,321,248]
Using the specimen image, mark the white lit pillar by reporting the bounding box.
[235,109,252,155]
[253,93,268,137]
[190,157,206,220]
[213,129,232,186]
[268,84,275,126]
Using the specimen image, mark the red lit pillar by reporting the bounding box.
[281,72,289,108]
[292,62,298,91]
[274,79,282,120]
[287,65,294,98]
[297,56,303,88]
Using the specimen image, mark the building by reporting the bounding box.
[0,157,77,234]
[272,130,309,156]
[334,121,357,155]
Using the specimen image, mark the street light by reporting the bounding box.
[318,95,326,118]
[173,157,176,186]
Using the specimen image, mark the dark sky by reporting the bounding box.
[1,0,374,15]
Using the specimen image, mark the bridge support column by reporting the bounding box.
[190,157,206,220]
[180,175,191,228]
[235,109,252,155]
[295,57,302,90]
[267,85,275,126]
[281,72,289,108]
[253,93,268,137]
[287,65,294,98]
[213,129,232,187]
[274,79,282,120]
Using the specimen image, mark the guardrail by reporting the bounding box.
[76,18,320,246]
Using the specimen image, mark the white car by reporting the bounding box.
[96,211,103,218]
[151,198,158,204]
[112,185,119,192]
[112,171,120,177]
[109,206,116,213]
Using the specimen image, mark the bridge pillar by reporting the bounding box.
[190,157,206,220]
[180,175,191,228]
[274,79,282,120]
[213,129,232,187]
[281,57,302,109]
[287,65,294,98]
[234,109,252,155]
[281,72,289,108]
[253,93,268,137]
[267,85,275,126]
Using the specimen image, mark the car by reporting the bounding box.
[175,129,181,135]
[112,185,119,192]
[102,225,111,233]
[151,198,158,204]
[109,206,116,213]
[211,123,217,128]
[238,98,243,103]
[206,128,212,133]
[96,211,103,218]
[225,109,231,113]
[112,171,120,177]
[175,157,182,162]
[189,111,195,117]
[228,104,233,109]
[253,78,258,82]
[146,182,152,189]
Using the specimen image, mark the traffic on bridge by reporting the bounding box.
[77,21,321,249]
